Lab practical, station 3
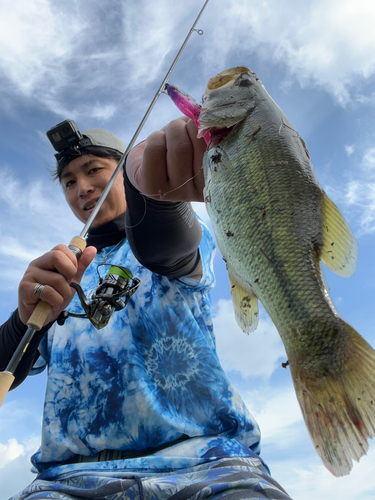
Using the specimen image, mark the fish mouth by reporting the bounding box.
[198,122,238,149]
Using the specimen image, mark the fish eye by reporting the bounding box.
[238,78,252,87]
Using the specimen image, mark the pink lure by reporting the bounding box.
[165,84,211,145]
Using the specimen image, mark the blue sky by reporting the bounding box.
[1,0,375,498]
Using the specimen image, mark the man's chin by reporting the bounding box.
[79,207,125,228]
[89,212,113,228]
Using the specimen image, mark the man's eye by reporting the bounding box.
[65,179,75,188]
[89,167,101,174]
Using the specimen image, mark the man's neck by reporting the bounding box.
[86,212,126,251]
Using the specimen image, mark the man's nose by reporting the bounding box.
[77,178,94,196]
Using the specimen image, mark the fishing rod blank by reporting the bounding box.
[0,0,210,407]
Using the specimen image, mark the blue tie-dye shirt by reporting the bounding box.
[30,220,261,475]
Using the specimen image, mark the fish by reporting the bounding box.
[166,67,375,477]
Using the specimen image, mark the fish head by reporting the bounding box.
[198,66,259,147]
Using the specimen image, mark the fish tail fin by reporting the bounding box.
[290,322,375,476]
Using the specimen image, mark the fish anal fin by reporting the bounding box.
[321,193,358,278]
[228,273,259,333]
[290,322,375,476]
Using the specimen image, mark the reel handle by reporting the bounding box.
[27,237,86,330]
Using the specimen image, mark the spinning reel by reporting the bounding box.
[57,264,140,330]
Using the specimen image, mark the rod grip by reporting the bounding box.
[26,236,87,330]
[69,236,87,258]
[27,300,52,330]
[0,372,15,407]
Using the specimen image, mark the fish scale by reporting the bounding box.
[204,117,329,337]
[167,66,375,477]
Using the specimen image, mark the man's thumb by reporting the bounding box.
[73,246,97,284]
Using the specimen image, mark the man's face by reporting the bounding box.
[61,154,126,228]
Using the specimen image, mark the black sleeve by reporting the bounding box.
[0,310,52,390]
[124,168,202,278]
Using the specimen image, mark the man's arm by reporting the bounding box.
[124,170,202,278]
[125,118,206,278]
[0,245,96,388]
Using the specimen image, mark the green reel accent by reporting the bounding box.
[108,266,133,282]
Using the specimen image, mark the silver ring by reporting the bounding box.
[34,283,45,300]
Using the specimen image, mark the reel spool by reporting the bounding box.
[58,265,140,330]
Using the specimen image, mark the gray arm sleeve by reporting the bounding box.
[124,168,202,278]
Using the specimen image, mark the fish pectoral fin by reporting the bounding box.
[228,273,259,334]
[320,193,358,278]
[290,321,375,477]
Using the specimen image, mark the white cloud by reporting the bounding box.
[246,388,375,499]
[275,448,375,500]
[363,147,375,170]
[0,0,84,97]
[0,435,41,500]
[324,144,375,236]
[121,1,188,83]
[0,168,82,289]
[213,299,286,378]
[1,0,374,127]
[90,104,117,120]
[338,146,375,235]
[0,0,374,120]
[0,439,24,469]
[250,389,303,441]
[0,0,195,121]
[200,0,375,106]
[345,144,355,156]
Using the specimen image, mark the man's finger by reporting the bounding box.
[74,246,97,284]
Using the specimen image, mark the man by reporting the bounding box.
[1,118,292,499]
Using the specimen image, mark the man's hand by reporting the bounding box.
[18,245,97,327]
[126,117,206,202]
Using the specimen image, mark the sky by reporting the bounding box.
[0,0,375,498]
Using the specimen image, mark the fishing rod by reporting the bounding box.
[0,0,210,407]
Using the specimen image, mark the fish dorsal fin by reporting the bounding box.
[320,193,358,278]
[228,273,259,333]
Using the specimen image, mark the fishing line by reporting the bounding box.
[145,166,204,200]
[124,193,148,229]
[124,166,204,230]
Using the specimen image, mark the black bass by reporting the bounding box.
[166,67,375,477]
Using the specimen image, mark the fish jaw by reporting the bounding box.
[198,67,259,144]
[165,68,259,148]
